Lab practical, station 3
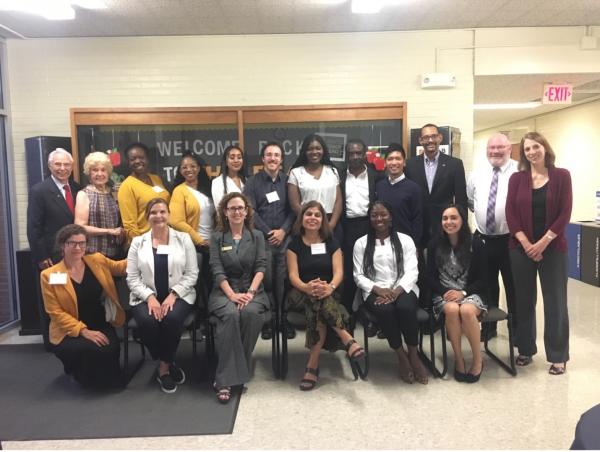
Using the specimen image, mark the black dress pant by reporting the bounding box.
[54,326,121,388]
[365,291,419,349]
[131,298,192,363]
[475,232,517,333]
[342,216,370,313]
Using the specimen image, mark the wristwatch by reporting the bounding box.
[247,288,257,295]
[329,283,336,291]
[169,289,180,298]
[461,290,467,297]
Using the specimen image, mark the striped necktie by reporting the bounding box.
[486,167,500,234]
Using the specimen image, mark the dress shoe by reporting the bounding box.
[465,362,483,383]
[480,329,497,342]
[286,326,297,339]
[261,325,272,340]
[376,329,386,339]
[365,322,378,338]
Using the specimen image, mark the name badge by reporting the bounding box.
[310,243,326,255]
[49,273,68,285]
[152,185,164,193]
[156,245,171,255]
[221,245,233,252]
[265,191,280,203]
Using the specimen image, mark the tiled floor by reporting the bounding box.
[2,278,600,449]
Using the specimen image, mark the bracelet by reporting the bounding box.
[329,283,336,291]
[545,234,554,242]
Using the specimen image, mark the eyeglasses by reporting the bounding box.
[420,134,439,142]
[65,240,87,248]
[226,206,247,213]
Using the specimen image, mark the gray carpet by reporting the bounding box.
[0,342,241,441]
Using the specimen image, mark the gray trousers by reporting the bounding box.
[510,248,570,363]
[211,300,267,387]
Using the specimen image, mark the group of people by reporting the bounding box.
[28,123,573,402]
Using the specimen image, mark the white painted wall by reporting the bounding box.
[7,30,476,249]
[474,99,600,222]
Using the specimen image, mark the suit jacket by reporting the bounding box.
[405,152,467,247]
[27,177,81,263]
[208,228,269,311]
[506,166,572,252]
[40,253,126,345]
[126,227,199,305]
[339,165,383,219]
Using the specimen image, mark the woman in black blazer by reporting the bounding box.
[426,204,488,383]
[209,192,269,404]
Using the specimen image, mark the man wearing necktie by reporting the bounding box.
[27,148,81,349]
[467,133,518,341]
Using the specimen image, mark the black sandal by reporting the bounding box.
[213,382,232,404]
[516,355,533,366]
[299,367,319,391]
[344,339,367,380]
[549,363,566,375]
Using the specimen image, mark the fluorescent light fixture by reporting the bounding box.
[309,0,347,4]
[0,0,105,20]
[351,0,383,14]
[474,102,542,110]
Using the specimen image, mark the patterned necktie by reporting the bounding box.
[486,167,500,234]
[63,184,74,215]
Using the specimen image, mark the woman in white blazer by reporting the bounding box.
[126,197,199,394]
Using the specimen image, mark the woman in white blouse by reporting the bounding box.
[353,201,428,384]
[211,145,246,207]
[287,134,343,235]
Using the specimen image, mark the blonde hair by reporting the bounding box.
[83,152,113,176]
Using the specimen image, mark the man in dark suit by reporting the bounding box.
[27,148,81,349]
[405,124,467,249]
[340,139,383,318]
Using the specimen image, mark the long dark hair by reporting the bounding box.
[173,151,212,198]
[362,201,404,284]
[292,200,332,240]
[291,133,338,174]
[218,145,247,195]
[433,203,472,269]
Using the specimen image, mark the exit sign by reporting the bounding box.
[542,84,573,105]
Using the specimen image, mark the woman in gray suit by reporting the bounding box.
[126,198,199,394]
[209,192,269,404]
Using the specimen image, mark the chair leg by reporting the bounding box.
[192,319,197,357]
[123,324,145,384]
[483,319,517,376]
[417,314,444,378]
[280,316,288,380]
[362,320,370,379]
[439,317,448,378]
[271,316,279,379]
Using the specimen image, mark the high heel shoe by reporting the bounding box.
[454,360,467,383]
[299,367,319,391]
[465,362,483,383]
[549,363,566,375]
[344,339,367,380]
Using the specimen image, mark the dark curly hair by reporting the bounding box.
[215,192,254,233]
[290,133,338,174]
[173,150,212,198]
[55,224,88,256]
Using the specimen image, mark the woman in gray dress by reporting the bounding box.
[209,192,269,404]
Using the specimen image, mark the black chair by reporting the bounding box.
[480,307,516,375]
[205,249,281,379]
[353,291,448,379]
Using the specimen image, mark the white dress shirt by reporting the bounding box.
[345,167,370,218]
[211,176,244,208]
[467,158,518,235]
[288,165,339,214]
[353,231,419,301]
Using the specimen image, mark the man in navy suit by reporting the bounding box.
[27,148,81,349]
[405,124,467,249]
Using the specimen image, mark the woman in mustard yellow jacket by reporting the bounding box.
[170,151,214,290]
[41,224,126,389]
[118,142,170,243]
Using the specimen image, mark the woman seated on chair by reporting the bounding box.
[40,224,126,389]
[126,198,198,394]
[208,192,269,404]
[353,201,428,384]
[286,200,366,391]
[425,204,488,383]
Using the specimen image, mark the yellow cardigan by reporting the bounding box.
[169,183,206,246]
[40,253,127,345]
[117,174,170,242]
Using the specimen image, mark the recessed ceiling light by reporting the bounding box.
[474,102,542,110]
